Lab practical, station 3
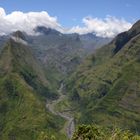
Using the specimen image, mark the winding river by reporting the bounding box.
[46,83,75,139]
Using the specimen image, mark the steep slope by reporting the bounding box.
[0,35,9,52]
[0,37,66,140]
[67,20,140,133]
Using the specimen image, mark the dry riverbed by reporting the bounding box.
[46,83,75,139]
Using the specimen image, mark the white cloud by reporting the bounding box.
[67,16,132,38]
[11,36,28,45]
[0,7,6,17]
[0,7,132,37]
[0,7,62,35]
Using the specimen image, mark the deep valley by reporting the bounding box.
[0,19,140,140]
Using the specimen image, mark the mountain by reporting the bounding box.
[0,36,66,140]
[0,35,9,51]
[80,33,111,52]
[26,26,111,87]
[66,20,140,133]
[34,26,61,35]
[0,19,139,139]
[0,27,111,140]
[0,27,111,89]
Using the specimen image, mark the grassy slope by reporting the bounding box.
[66,21,140,133]
[0,39,66,140]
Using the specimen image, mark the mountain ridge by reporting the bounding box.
[66,20,140,133]
[0,38,66,140]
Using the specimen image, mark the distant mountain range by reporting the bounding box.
[0,27,111,87]
[30,26,111,80]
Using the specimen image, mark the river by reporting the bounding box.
[46,83,75,139]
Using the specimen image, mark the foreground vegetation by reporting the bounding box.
[72,125,140,140]
[37,125,140,140]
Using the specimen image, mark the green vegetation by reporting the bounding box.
[0,21,140,140]
[0,39,66,140]
[72,125,140,140]
[0,74,65,140]
[66,20,140,133]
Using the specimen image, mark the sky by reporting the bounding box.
[0,0,139,37]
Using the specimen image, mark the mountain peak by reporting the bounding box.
[11,31,28,45]
[0,37,49,87]
[34,26,60,35]
[131,20,140,30]
[113,20,140,54]
[12,31,26,40]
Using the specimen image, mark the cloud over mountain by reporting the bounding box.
[68,16,132,37]
[0,7,132,37]
[0,7,62,35]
